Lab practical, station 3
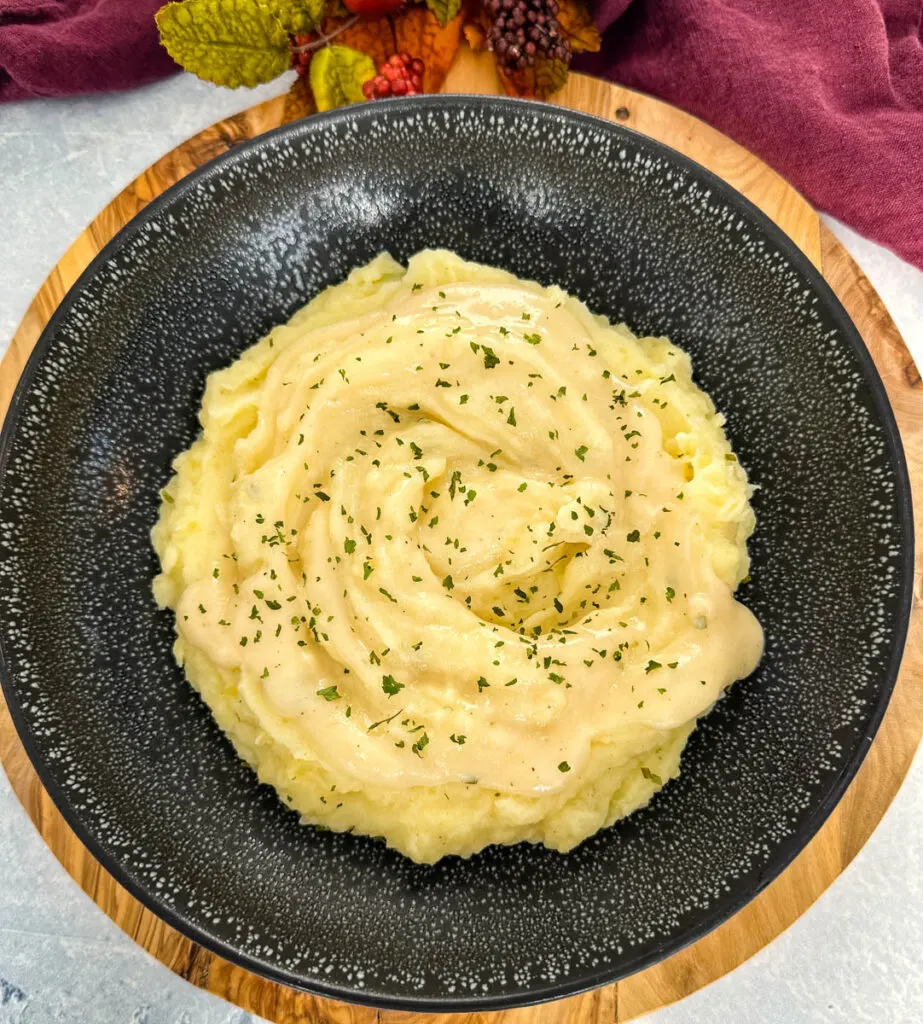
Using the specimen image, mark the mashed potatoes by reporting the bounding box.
[152,250,763,863]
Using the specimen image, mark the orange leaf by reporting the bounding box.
[282,75,318,123]
[463,21,488,52]
[497,55,569,100]
[317,14,396,73]
[392,6,464,92]
[557,0,601,54]
[304,8,462,94]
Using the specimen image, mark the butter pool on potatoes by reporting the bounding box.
[152,250,763,864]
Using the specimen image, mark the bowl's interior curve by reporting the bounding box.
[0,97,911,1010]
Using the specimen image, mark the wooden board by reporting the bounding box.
[1,53,921,1024]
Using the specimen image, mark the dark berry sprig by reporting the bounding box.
[485,0,571,74]
[362,53,425,99]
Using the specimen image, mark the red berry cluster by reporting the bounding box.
[290,34,313,78]
[362,53,425,99]
[485,0,570,73]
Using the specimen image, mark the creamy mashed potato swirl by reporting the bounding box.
[153,251,763,863]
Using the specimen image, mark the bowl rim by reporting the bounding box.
[0,93,915,1012]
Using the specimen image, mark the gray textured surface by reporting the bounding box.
[0,72,920,1024]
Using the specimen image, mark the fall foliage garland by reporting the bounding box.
[155,0,600,113]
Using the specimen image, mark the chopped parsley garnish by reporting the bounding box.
[558,761,571,773]
[316,685,341,701]
[382,674,404,696]
[367,707,403,732]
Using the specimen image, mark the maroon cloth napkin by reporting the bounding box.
[2,0,921,268]
[0,0,174,102]
[577,0,923,270]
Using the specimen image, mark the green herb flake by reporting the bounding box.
[367,707,403,732]
[382,674,404,696]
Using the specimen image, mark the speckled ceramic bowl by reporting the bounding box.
[0,97,913,1010]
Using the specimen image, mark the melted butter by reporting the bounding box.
[170,252,763,796]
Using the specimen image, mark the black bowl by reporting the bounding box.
[0,96,912,1010]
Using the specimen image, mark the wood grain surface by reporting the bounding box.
[1,51,920,1024]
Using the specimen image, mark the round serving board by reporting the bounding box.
[1,51,921,1024]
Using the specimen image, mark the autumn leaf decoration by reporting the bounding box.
[155,0,600,113]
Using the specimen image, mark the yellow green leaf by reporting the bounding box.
[262,0,325,33]
[309,45,377,111]
[155,0,290,88]
[424,0,462,29]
